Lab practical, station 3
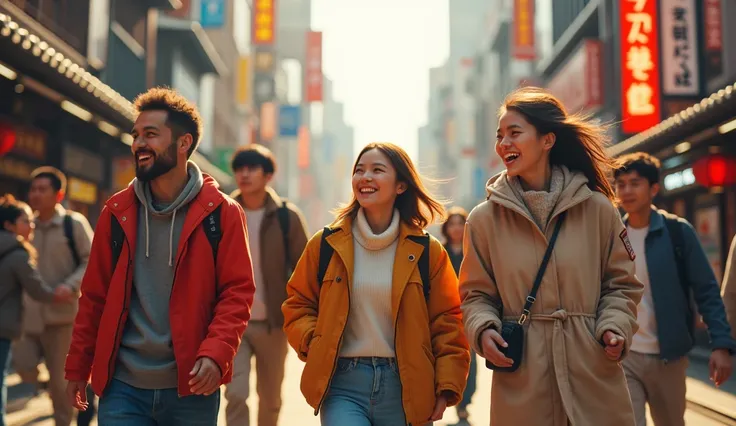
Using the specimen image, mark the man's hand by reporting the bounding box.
[189,357,222,395]
[480,328,513,368]
[428,391,452,421]
[602,330,625,361]
[709,349,733,387]
[66,380,89,411]
[53,285,75,303]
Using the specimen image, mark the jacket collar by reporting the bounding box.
[35,204,67,226]
[230,187,283,214]
[327,213,426,239]
[622,205,665,232]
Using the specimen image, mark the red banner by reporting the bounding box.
[305,31,323,103]
[512,0,535,60]
[619,0,661,134]
[252,0,276,45]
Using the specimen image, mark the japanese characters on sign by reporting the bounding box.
[704,0,723,79]
[305,31,323,103]
[252,0,276,45]
[619,0,661,134]
[661,0,700,95]
[512,0,535,60]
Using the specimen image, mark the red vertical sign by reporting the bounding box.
[619,0,661,134]
[305,31,323,103]
[512,0,535,60]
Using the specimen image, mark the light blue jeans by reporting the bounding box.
[321,357,411,426]
[98,379,220,426]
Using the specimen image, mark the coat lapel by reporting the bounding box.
[391,227,426,323]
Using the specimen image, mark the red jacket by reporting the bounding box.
[64,175,255,396]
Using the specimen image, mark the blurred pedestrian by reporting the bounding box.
[0,195,75,426]
[11,167,93,426]
[225,144,309,426]
[441,207,475,425]
[723,236,736,341]
[459,87,643,426]
[64,87,256,426]
[614,153,735,426]
[283,142,470,426]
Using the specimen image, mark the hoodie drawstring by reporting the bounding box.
[144,204,150,258]
[169,209,177,267]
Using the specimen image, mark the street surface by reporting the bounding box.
[6,353,736,425]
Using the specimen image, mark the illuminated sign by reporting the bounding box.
[663,167,695,191]
[619,0,662,134]
[252,0,275,45]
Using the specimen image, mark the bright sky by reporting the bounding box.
[311,0,449,161]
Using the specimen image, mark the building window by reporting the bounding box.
[113,0,146,47]
[11,0,90,54]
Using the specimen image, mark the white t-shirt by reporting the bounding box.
[245,207,267,321]
[628,225,660,354]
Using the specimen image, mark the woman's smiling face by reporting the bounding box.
[352,148,405,212]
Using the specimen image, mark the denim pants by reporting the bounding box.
[0,338,11,426]
[457,351,477,411]
[320,357,409,426]
[98,379,220,426]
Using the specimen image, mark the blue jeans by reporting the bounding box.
[321,357,408,426]
[98,379,220,426]
[457,351,477,412]
[0,338,11,426]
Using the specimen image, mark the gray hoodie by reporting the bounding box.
[0,230,56,339]
[114,162,204,389]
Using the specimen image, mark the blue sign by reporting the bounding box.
[279,105,301,137]
[201,0,225,28]
[473,167,486,200]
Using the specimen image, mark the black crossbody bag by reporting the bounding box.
[485,211,567,373]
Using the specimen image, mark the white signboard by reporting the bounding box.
[660,0,700,95]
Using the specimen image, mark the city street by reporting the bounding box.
[6,352,736,426]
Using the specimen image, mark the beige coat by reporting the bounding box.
[459,169,643,426]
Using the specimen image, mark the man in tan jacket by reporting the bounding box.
[13,167,93,426]
[225,145,309,426]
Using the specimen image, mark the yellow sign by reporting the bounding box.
[0,157,35,181]
[68,177,98,205]
[235,56,250,107]
[253,0,275,45]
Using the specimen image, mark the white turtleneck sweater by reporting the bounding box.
[339,208,400,358]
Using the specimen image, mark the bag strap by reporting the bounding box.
[277,200,291,272]
[317,227,339,285]
[407,234,431,302]
[63,214,81,267]
[203,205,223,263]
[519,211,567,325]
[111,214,125,268]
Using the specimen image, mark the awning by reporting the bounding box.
[157,16,227,76]
[608,82,736,158]
[0,11,233,186]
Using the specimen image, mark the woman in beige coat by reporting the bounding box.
[459,87,644,426]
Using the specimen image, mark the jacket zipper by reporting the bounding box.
[314,275,351,415]
[106,237,132,390]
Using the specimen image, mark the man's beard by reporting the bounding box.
[135,142,178,182]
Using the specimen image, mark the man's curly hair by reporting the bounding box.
[133,87,203,158]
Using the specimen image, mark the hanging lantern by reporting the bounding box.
[693,153,736,188]
[0,122,16,156]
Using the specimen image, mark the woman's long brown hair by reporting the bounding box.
[501,87,618,201]
[333,142,446,229]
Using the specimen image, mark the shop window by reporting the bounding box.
[113,0,146,48]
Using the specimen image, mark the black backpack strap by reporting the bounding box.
[63,214,81,267]
[203,205,223,263]
[277,200,291,269]
[317,227,338,285]
[408,234,431,302]
[110,214,125,268]
[519,211,567,325]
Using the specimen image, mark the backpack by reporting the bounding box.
[277,200,292,276]
[110,205,223,269]
[63,214,81,267]
[662,212,695,325]
[316,227,432,302]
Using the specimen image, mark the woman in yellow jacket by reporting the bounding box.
[282,142,470,426]
[459,87,644,426]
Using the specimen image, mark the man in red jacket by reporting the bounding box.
[64,87,255,425]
